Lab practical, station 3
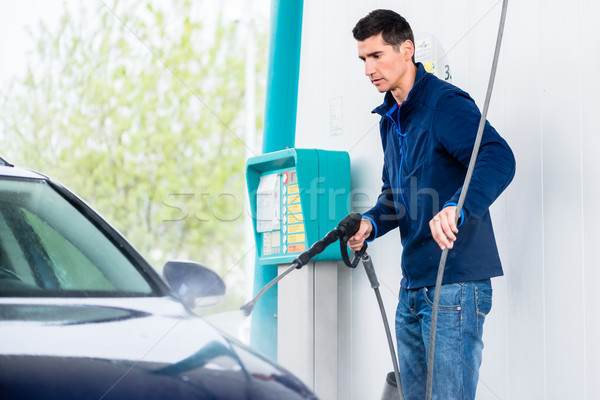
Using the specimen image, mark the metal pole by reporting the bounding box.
[249,0,304,359]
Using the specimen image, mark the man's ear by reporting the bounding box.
[403,40,415,61]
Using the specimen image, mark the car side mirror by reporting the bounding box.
[162,261,226,309]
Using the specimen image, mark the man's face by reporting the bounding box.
[357,33,413,94]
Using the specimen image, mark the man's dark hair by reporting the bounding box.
[352,9,415,63]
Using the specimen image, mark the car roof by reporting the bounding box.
[0,164,48,181]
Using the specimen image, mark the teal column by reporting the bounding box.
[249,0,304,360]
[263,0,304,153]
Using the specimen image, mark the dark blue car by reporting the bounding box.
[0,158,317,400]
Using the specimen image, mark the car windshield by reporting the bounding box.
[0,177,154,297]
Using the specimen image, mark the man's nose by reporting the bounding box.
[364,60,375,76]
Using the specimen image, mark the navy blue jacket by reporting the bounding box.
[363,63,515,289]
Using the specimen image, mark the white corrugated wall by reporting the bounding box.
[291,0,600,398]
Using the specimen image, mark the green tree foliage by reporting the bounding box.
[0,0,267,311]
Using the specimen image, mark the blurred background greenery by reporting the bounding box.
[0,0,269,316]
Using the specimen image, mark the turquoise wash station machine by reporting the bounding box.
[246,148,350,264]
[246,148,350,396]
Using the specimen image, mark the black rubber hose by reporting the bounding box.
[361,253,404,400]
[425,1,510,399]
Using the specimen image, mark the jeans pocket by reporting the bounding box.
[423,282,463,311]
[475,280,493,336]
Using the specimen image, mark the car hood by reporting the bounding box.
[0,297,316,400]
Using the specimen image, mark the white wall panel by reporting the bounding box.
[290,0,599,398]
[581,0,600,398]
[541,1,585,399]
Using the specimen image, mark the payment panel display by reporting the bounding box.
[257,168,307,259]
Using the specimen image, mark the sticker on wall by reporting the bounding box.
[329,97,343,137]
[414,33,452,83]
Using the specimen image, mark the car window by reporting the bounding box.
[0,177,154,296]
[23,209,117,291]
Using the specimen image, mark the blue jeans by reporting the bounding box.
[395,279,492,400]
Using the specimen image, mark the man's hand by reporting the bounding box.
[429,206,459,250]
[348,218,373,251]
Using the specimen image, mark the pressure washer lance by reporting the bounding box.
[240,212,363,317]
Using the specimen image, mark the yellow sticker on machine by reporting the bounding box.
[287,204,302,214]
[288,233,305,244]
[288,194,300,204]
[288,224,305,234]
[287,184,299,194]
[287,213,303,223]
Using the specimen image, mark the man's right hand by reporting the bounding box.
[347,218,373,251]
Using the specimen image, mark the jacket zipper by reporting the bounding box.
[385,104,411,219]
[385,103,411,288]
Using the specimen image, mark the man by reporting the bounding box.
[348,9,515,400]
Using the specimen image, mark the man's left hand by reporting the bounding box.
[429,206,459,250]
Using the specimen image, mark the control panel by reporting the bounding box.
[247,148,350,265]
